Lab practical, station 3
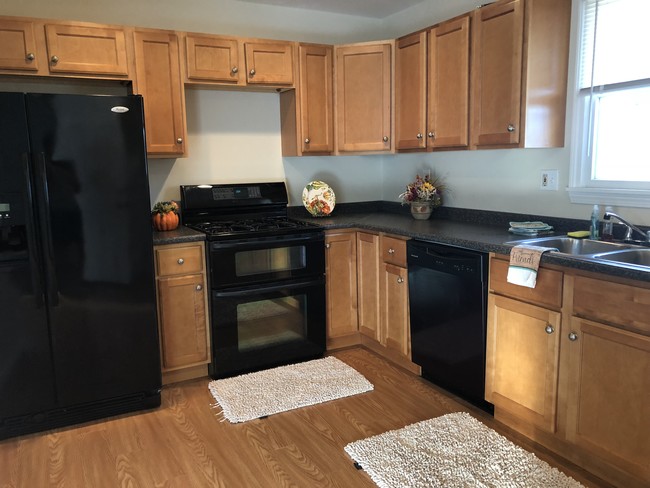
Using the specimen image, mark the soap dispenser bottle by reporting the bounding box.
[602,205,614,241]
[590,204,600,240]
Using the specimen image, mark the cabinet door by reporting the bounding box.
[0,19,40,72]
[357,232,380,341]
[381,263,410,358]
[485,294,560,433]
[428,15,470,149]
[244,41,294,85]
[470,0,523,148]
[185,34,243,84]
[45,23,129,76]
[133,30,186,157]
[325,232,358,341]
[336,43,392,152]
[395,32,426,150]
[564,318,650,481]
[157,273,209,371]
[299,44,333,153]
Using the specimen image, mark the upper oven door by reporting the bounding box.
[209,232,325,289]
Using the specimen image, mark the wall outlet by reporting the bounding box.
[540,169,559,191]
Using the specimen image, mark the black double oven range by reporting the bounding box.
[181,182,326,379]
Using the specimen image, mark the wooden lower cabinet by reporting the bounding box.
[325,231,358,347]
[485,293,561,433]
[357,232,380,341]
[380,262,410,358]
[154,242,210,384]
[488,255,650,487]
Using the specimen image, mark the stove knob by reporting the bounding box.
[177,258,184,265]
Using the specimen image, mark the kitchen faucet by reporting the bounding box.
[603,211,650,242]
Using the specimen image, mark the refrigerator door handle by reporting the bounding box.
[34,152,59,307]
[22,152,45,308]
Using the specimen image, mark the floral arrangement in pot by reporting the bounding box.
[151,201,180,231]
[398,173,445,220]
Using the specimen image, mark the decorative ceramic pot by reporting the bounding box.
[410,201,434,220]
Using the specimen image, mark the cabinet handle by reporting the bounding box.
[507,124,515,133]
[416,133,423,139]
[26,52,35,61]
[325,243,330,249]
[177,258,184,265]
[388,248,395,254]
[231,66,238,74]
[304,138,310,144]
[176,137,183,144]
[383,136,389,142]
[428,131,435,139]
[50,55,59,64]
[568,332,578,341]
[545,324,554,334]
[196,284,202,291]
[249,68,256,76]
[397,276,404,284]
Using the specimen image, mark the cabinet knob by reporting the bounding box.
[388,248,395,254]
[428,131,435,139]
[249,68,256,76]
[397,276,404,284]
[26,52,35,61]
[545,324,554,334]
[568,332,578,341]
[50,55,59,64]
[177,258,184,265]
[507,124,516,133]
[416,133,423,139]
[383,136,389,142]
[196,284,202,291]
[231,66,238,74]
[304,138,310,144]
[325,243,330,249]
[176,137,183,144]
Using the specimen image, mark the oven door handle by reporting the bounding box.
[213,278,324,298]
[210,232,323,250]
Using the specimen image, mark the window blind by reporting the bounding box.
[579,0,650,89]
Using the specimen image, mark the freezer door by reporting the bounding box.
[0,92,57,419]
[25,93,161,406]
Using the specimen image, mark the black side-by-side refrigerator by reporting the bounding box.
[0,93,161,440]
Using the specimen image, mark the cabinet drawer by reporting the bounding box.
[490,257,563,309]
[381,236,407,267]
[573,276,650,334]
[156,244,203,276]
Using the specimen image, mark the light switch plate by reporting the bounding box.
[540,169,559,191]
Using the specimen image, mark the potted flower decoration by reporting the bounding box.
[151,200,180,231]
[398,173,444,220]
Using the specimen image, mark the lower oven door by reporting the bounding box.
[209,277,326,379]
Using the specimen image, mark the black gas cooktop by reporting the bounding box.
[185,216,320,239]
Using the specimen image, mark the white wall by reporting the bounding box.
[3,0,649,224]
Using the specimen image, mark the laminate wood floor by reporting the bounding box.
[0,348,612,488]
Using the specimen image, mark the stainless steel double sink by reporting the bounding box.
[503,236,650,270]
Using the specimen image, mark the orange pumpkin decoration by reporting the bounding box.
[151,201,180,231]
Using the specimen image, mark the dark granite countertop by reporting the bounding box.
[289,202,650,283]
[153,225,205,245]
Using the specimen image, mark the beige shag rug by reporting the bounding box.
[208,356,373,423]
[345,412,584,488]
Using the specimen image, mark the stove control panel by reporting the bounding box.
[212,186,262,200]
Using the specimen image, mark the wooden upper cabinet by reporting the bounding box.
[428,15,470,149]
[44,23,129,76]
[184,34,244,84]
[0,19,41,72]
[471,0,570,149]
[244,41,294,85]
[299,44,333,154]
[336,42,392,153]
[395,32,427,151]
[133,30,187,157]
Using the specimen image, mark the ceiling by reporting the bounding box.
[232,0,428,19]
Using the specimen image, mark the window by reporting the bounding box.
[569,0,650,206]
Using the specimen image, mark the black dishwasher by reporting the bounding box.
[407,240,493,413]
